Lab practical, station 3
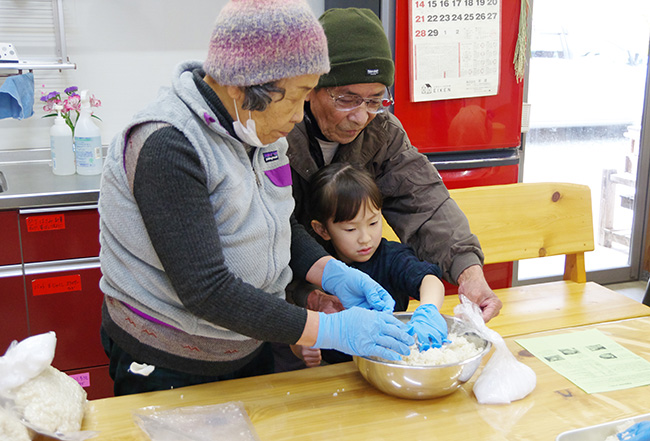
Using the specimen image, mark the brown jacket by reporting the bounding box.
[287,110,483,285]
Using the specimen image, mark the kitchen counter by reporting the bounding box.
[0,149,101,210]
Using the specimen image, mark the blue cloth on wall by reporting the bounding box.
[0,72,35,120]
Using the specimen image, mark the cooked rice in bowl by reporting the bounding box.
[397,333,482,366]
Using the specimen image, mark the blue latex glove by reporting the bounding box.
[618,421,650,441]
[406,304,449,351]
[314,307,414,361]
[321,259,395,312]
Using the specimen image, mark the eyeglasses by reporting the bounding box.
[327,88,394,114]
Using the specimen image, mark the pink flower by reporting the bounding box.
[40,86,101,135]
[42,102,56,113]
[64,95,81,113]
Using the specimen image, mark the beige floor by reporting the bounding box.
[604,280,648,303]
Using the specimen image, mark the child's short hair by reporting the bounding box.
[309,163,383,224]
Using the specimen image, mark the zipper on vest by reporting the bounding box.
[251,161,261,187]
[247,146,261,187]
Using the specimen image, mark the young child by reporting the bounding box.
[292,163,449,366]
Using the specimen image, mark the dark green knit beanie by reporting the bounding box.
[318,8,394,88]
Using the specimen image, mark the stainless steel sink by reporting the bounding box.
[0,170,7,193]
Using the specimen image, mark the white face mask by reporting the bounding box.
[233,100,267,147]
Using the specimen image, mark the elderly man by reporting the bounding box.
[287,7,502,323]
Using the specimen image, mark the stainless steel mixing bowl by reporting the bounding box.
[353,313,491,400]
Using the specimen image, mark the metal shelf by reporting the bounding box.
[0,0,75,77]
[0,60,76,75]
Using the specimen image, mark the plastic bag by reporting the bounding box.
[0,332,97,441]
[454,296,536,404]
[0,405,31,441]
[0,331,56,394]
[133,401,261,441]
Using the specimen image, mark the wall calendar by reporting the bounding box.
[409,0,501,102]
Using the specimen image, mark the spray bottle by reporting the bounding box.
[50,104,75,175]
[74,90,103,175]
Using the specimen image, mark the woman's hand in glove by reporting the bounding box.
[407,304,449,351]
[314,307,413,361]
[321,259,395,312]
[618,421,650,441]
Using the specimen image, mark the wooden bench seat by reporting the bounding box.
[448,182,594,283]
[384,182,595,283]
[384,182,649,332]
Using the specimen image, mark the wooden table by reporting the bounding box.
[81,316,650,440]
[80,284,650,440]
[431,281,650,337]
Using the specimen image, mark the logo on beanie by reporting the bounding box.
[366,69,380,76]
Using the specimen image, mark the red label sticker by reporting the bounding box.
[26,214,66,232]
[70,372,91,388]
[32,274,82,296]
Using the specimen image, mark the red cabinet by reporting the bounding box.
[25,262,107,371]
[439,165,518,293]
[19,207,100,263]
[0,270,28,355]
[2,205,113,400]
[0,210,21,266]
[66,365,114,402]
[0,210,28,354]
[439,165,520,190]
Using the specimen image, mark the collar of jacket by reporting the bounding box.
[287,107,390,181]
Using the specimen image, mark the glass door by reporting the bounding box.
[518,0,650,284]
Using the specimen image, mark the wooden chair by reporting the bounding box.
[386,183,650,330]
[382,182,595,283]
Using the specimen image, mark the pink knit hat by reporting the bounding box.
[204,0,330,87]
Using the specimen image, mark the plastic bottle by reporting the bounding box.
[50,104,76,176]
[74,90,103,175]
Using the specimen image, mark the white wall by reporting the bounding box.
[0,0,324,151]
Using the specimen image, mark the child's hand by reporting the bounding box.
[290,344,322,368]
[407,304,449,351]
[306,289,345,314]
[301,347,323,367]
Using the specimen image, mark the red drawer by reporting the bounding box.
[25,263,107,370]
[66,365,114,400]
[0,210,21,265]
[0,271,28,355]
[442,262,514,295]
[20,206,100,263]
[440,166,518,290]
[440,164,519,190]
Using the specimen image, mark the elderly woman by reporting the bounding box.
[98,0,413,396]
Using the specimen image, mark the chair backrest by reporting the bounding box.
[382,182,595,283]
